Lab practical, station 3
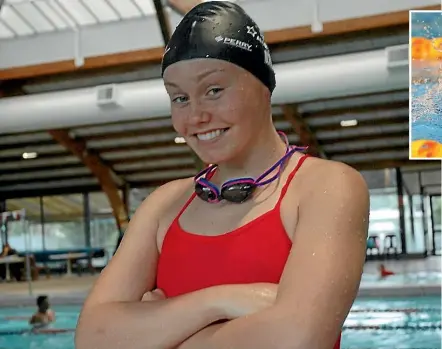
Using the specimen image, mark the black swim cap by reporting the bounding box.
[161,1,275,93]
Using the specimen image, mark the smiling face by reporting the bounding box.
[163,59,272,165]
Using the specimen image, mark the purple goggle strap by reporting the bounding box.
[194,131,308,184]
[255,145,306,186]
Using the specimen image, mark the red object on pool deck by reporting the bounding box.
[380,264,395,278]
[157,154,341,349]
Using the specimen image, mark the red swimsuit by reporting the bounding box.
[156,154,341,348]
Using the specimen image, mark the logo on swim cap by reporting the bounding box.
[246,26,257,38]
[214,35,252,52]
[245,25,268,49]
[244,25,272,67]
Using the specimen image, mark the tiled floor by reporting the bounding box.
[0,257,440,306]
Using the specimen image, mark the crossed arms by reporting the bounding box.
[75,161,369,349]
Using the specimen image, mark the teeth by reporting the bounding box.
[196,129,226,141]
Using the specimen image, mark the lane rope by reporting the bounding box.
[350,308,440,313]
[342,323,441,331]
[0,328,74,336]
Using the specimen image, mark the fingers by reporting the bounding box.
[152,288,166,298]
[141,292,155,302]
[141,288,166,302]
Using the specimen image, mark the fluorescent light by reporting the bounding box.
[22,152,38,159]
[340,119,358,127]
[174,137,186,144]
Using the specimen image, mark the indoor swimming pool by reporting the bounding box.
[0,296,440,349]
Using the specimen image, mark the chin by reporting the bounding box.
[191,134,243,165]
[196,150,234,166]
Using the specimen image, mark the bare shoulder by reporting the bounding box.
[297,157,369,201]
[83,177,196,306]
[136,177,194,217]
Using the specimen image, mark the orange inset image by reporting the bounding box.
[410,10,442,160]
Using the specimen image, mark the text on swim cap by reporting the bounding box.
[215,36,252,52]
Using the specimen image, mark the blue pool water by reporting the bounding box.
[411,83,442,143]
[0,297,440,349]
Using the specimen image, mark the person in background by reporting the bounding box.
[29,295,55,326]
[0,243,24,282]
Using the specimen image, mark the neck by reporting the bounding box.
[215,127,287,183]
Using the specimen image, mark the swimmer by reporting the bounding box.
[76,2,369,349]
[29,295,55,326]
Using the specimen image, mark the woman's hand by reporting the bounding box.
[142,289,166,302]
[175,284,278,349]
[142,283,277,320]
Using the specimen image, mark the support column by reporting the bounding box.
[39,197,46,251]
[418,172,429,256]
[0,200,6,246]
[83,192,92,269]
[395,168,407,254]
[429,195,436,255]
[408,194,416,241]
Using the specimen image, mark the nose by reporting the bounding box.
[188,101,211,125]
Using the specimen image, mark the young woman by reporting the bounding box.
[75,2,369,349]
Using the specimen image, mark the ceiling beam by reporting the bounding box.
[167,0,201,16]
[0,184,102,200]
[264,5,436,44]
[48,129,130,233]
[320,130,408,144]
[316,116,407,131]
[0,5,435,81]
[83,125,174,141]
[116,162,195,175]
[111,152,190,165]
[329,144,406,156]
[0,47,165,81]
[302,101,409,118]
[282,105,326,158]
[349,159,432,171]
[152,0,172,45]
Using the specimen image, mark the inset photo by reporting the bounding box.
[410,10,442,159]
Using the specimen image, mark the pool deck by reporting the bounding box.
[0,257,440,307]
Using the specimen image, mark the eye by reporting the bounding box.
[207,87,223,96]
[172,95,188,104]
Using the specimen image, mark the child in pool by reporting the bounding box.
[29,295,55,326]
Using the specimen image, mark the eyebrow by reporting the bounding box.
[164,68,225,88]
[196,68,225,81]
